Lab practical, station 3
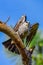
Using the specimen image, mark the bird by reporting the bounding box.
[2,15,39,54]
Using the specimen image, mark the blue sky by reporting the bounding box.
[0,0,43,65]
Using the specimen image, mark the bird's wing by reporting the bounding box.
[26,23,39,46]
[14,16,26,31]
[2,39,20,54]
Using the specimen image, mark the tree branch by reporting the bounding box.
[0,21,30,65]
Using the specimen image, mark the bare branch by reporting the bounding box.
[4,16,10,24]
[0,21,32,65]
